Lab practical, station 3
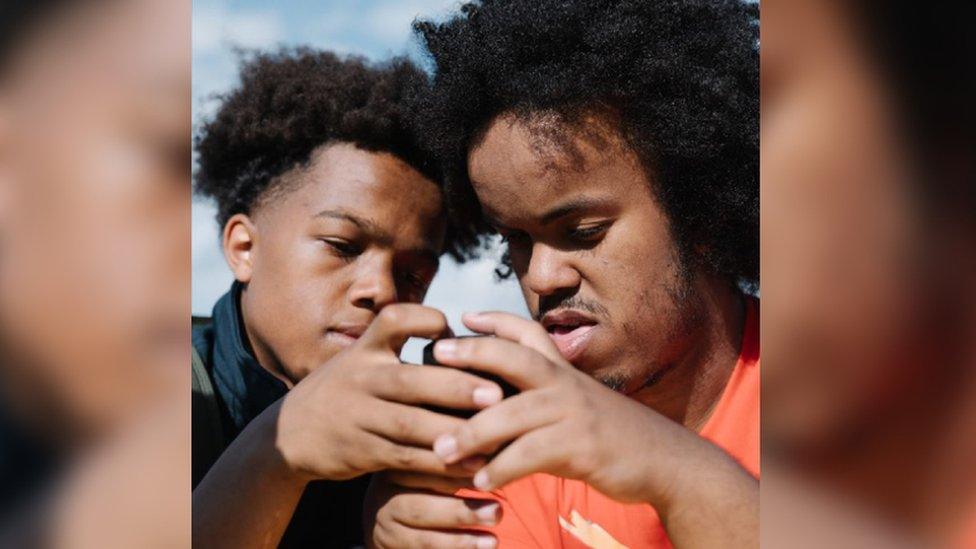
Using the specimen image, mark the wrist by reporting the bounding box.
[248,399,313,486]
[660,444,756,519]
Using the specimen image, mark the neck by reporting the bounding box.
[637,275,748,431]
[238,287,296,389]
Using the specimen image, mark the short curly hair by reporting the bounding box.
[413,0,759,284]
[194,48,463,257]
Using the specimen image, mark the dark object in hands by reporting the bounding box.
[421,337,519,418]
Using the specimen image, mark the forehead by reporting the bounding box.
[467,115,649,223]
[260,143,444,235]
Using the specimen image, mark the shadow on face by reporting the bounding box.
[0,0,190,442]
[467,114,709,405]
[224,142,446,385]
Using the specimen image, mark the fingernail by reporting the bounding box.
[473,470,491,490]
[472,386,502,407]
[474,503,500,525]
[434,339,457,359]
[433,434,458,461]
[474,535,497,549]
[461,456,485,471]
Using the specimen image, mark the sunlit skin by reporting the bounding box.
[196,142,516,549]
[224,142,445,386]
[467,115,744,427]
[364,114,758,549]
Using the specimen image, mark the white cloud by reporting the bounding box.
[191,0,530,355]
[193,4,285,55]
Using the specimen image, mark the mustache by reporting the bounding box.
[534,294,610,322]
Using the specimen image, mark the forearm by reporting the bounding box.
[659,447,758,549]
[192,406,307,549]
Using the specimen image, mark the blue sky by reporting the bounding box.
[191,0,529,363]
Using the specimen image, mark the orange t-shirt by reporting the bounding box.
[459,299,760,548]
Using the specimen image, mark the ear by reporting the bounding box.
[222,213,258,283]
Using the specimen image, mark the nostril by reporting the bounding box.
[354,297,375,310]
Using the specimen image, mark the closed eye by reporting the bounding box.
[568,223,609,242]
[320,238,361,258]
[498,228,530,244]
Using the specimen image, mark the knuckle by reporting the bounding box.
[454,337,475,360]
[402,500,425,525]
[533,389,555,411]
[454,423,476,451]
[349,367,370,388]
[392,413,414,439]
[456,506,479,526]
[390,366,411,393]
[378,305,404,327]
[392,446,418,469]
[430,308,448,329]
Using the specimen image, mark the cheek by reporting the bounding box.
[251,238,348,325]
[588,216,679,301]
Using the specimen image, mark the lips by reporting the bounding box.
[327,324,367,346]
[541,310,598,362]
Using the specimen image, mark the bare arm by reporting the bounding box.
[192,401,306,549]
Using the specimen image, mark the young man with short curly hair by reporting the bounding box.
[191,49,503,548]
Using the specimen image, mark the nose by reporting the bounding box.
[523,242,581,297]
[347,254,398,312]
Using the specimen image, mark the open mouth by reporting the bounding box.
[541,310,598,362]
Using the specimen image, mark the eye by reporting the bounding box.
[568,223,609,242]
[498,228,530,245]
[320,238,361,258]
[399,271,428,290]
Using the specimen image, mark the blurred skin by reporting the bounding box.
[226,143,444,385]
[366,115,758,548]
[0,0,189,444]
[0,0,191,546]
[762,0,976,545]
[762,0,925,456]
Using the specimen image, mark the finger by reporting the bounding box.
[373,364,503,410]
[362,304,453,352]
[387,492,502,529]
[433,336,558,390]
[384,470,478,495]
[472,426,569,491]
[373,521,498,549]
[366,434,480,478]
[462,311,564,364]
[433,391,560,464]
[363,401,466,448]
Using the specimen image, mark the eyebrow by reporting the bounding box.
[313,208,441,264]
[314,208,387,237]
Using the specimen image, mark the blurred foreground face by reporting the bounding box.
[230,143,445,385]
[468,115,707,403]
[762,0,928,452]
[0,0,190,442]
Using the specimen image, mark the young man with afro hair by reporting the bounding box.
[366,1,759,547]
[192,49,507,548]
